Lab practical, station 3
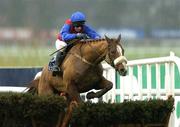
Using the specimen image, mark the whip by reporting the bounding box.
[49,39,81,56]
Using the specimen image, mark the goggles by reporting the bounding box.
[72,21,85,27]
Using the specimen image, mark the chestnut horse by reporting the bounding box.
[28,35,128,127]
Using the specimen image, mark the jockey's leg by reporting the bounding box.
[52,50,66,76]
[52,40,67,76]
[52,40,74,76]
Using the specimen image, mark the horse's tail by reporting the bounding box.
[26,71,41,94]
[26,78,39,94]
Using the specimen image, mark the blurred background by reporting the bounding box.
[0,0,180,66]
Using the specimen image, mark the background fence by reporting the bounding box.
[0,67,42,86]
[101,52,180,127]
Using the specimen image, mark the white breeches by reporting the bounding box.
[55,39,67,51]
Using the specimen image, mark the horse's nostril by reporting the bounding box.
[120,69,125,72]
[119,69,127,76]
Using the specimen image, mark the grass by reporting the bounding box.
[0,45,180,67]
[126,46,180,60]
[0,45,55,67]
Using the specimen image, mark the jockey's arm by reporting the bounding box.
[84,25,101,39]
[60,24,77,42]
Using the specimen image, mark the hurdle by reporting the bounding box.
[103,51,180,127]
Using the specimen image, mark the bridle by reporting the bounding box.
[105,48,116,67]
[70,39,120,68]
[105,42,128,70]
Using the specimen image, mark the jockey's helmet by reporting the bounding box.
[71,11,86,23]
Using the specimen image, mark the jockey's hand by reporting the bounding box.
[76,33,87,39]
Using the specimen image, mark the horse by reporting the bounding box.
[28,35,128,127]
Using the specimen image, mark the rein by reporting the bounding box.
[71,53,94,66]
[106,50,115,68]
[86,42,108,65]
[68,39,109,66]
[86,40,115,67]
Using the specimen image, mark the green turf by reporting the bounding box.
[0,45,180,67]
[0,45,54,67]
[126,46,180,60]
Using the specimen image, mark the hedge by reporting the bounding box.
[0,92,174,127]
[0,92,66,127]
[70,98,174,127]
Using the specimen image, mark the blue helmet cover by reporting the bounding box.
[71,11,86,23]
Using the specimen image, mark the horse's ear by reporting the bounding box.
[105,35,111,43]
[117,34,121,42]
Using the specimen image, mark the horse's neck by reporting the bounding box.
[90,40,108,54]
[80,40,108,64]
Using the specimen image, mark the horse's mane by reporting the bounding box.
[79,38,106,43]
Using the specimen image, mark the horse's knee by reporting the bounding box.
[106,82,113,90]
[96,81,113,98]
[100,80,113,90]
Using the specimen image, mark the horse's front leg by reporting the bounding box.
[86,76,113,99]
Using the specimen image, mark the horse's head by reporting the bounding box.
[105,35,128,76]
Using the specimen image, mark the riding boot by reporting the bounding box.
[52,51,66,76]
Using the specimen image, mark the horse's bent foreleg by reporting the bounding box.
[86,77,113,99]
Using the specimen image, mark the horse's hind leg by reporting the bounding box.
[60,79,82,127]
[60,101,78,127]
[86,76,113,99]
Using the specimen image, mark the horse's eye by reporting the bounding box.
[110,50,116,54]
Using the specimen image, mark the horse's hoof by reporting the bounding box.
[86,91,96,99]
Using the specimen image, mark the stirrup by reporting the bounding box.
[52,71,59,76]
[52,66,62,76]
[52,65,60,71]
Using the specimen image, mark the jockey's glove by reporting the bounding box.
[76,33,87,39]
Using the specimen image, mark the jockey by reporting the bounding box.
[52,11,101,76]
